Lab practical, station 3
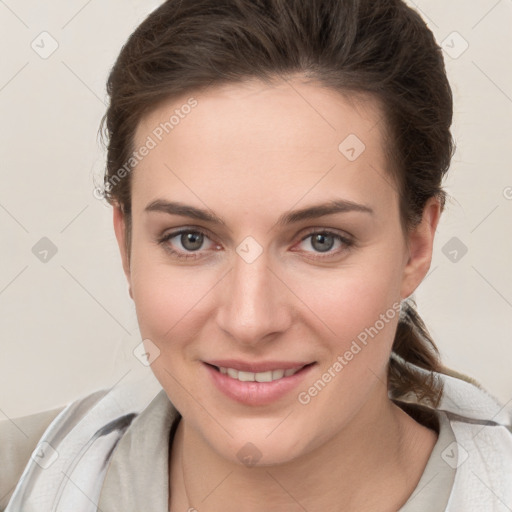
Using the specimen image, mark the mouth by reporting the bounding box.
[203,361,317,406]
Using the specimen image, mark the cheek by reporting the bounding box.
[296,258,402,341]
[132,266,197,339]
[129,246,216,357]
[288,252,403,398]
[292,268,402,433]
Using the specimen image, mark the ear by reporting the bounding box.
[400,197,441,300]
[113,205,133,299]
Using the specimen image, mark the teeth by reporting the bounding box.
[226,368,238,379]
[217,366,303,382]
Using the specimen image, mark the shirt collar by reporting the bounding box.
[97,389,180,512]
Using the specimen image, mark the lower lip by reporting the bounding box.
[204,362,316,406]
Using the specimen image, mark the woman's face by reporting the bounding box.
[114,76,438,466]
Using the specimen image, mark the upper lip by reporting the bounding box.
[204,359,314,373]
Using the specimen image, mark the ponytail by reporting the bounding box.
[388,298,482,408]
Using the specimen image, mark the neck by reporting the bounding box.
[169,391,437,512]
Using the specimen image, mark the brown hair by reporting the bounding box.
[99,0,472,406]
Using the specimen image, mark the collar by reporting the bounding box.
[98,389,180,512]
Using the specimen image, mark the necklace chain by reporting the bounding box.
[180,425,194,510]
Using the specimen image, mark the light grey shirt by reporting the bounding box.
[0,391,457,511]
[99,392,458,511]
[398,403,456,511]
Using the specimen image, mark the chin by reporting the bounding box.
[210,431,309,469]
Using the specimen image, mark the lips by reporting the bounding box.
[203,360,317,406]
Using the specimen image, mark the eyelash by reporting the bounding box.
[157,228,354,261]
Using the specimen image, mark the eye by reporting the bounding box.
[294,230,354,259]
[157,228,354,261]
[157,229,218,260]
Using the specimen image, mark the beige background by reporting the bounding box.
[0,0,511,419]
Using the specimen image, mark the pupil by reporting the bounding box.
[312,234,334,253]
[182,232,203,251]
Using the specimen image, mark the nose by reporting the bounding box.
[215,248,293,346]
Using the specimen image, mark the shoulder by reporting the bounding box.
[433,369,512,510]
[0,387,109,511]
[396,362,512,510]
[3,379,163,511]
[444,413,512,510]
[0,405,66,510]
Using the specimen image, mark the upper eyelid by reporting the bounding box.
[161,227,218,245]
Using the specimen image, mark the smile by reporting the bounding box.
[203,362,316,406]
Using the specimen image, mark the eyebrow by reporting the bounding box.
[144,198,374,227]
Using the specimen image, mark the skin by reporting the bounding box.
[113,75,441,511]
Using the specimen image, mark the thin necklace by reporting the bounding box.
[180,427,194,509]
[169,419,194,512]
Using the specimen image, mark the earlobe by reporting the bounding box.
[112,205,132,292]
[400,197,441,300]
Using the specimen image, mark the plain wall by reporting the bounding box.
[0,0,511,418]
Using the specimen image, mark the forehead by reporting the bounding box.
[131,77,395,218]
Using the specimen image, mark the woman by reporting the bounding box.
[2,0,511,510]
